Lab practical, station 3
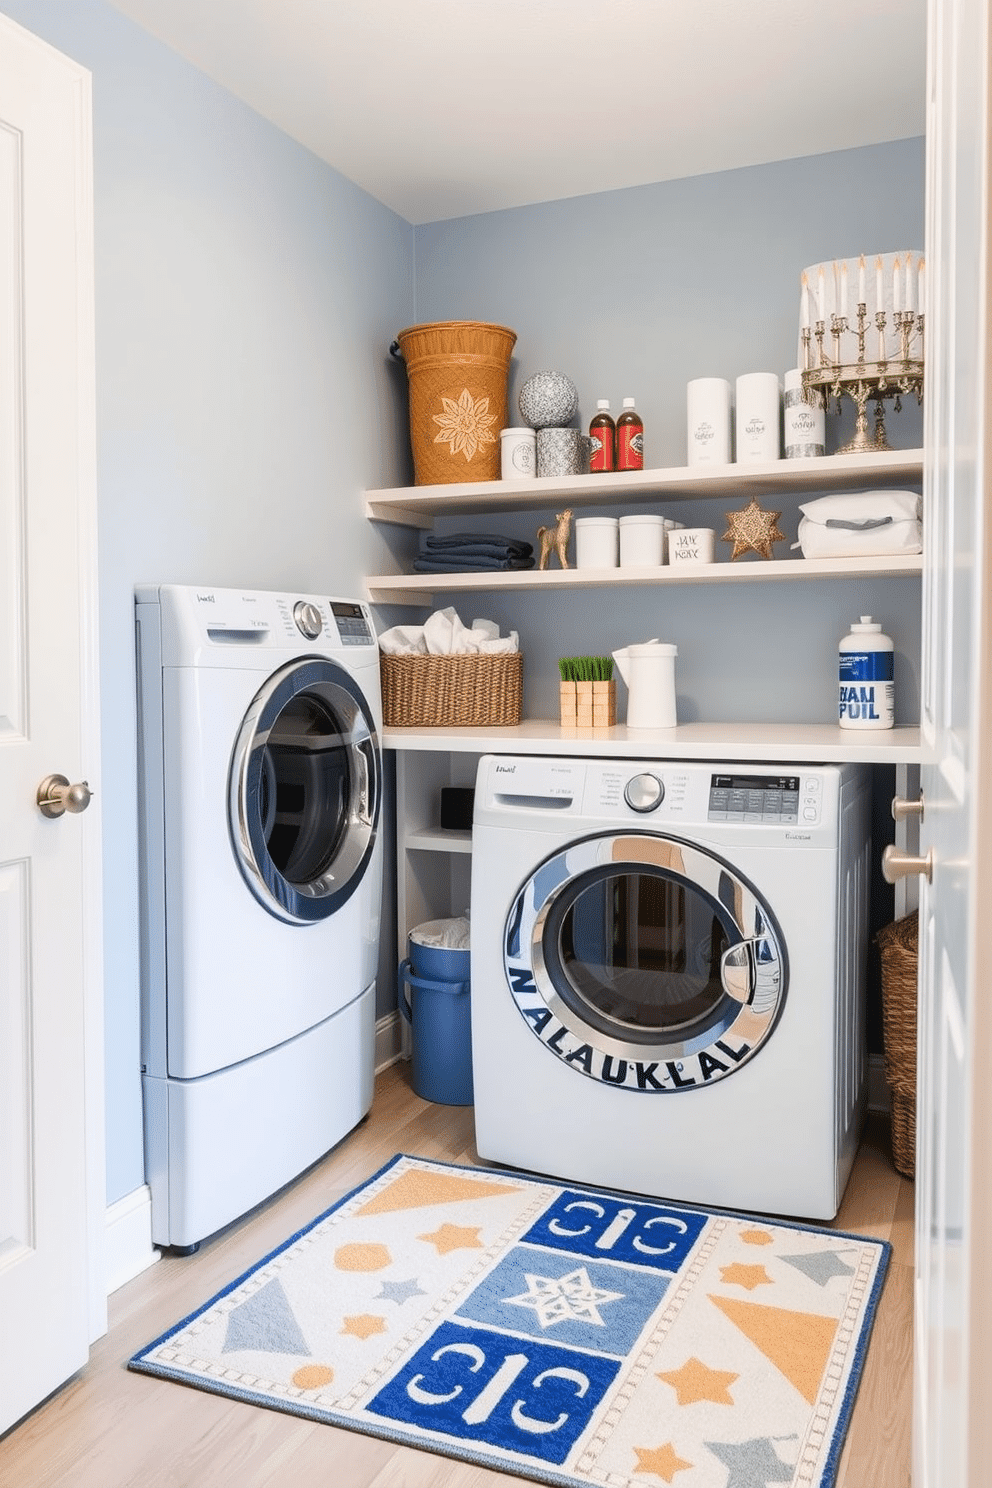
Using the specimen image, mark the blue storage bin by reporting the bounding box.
[399,923,473,1106]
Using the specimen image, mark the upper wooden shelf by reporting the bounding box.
[365,448,925,528]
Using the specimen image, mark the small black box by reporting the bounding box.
[440,787,475,831]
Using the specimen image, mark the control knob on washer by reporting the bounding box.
[293,600,323,639]
[624,772,665,812]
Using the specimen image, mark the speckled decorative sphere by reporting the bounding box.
[518,371,578,430]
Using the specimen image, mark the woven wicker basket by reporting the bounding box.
[381,652,523,728]
[876,909,919,1179]
[392,321,517,486]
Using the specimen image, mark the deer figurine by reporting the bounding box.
[537,509,573,570]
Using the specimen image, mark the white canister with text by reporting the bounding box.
[783,369,825,458]
[838,616,894,729]
[735,372,781,462]
[686,378,732,465]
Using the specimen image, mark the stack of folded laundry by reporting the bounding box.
[792,490,923,559]
[413,532,535,573]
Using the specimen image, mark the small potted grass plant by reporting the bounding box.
[558,656,616,728]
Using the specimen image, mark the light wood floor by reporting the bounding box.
[0,1065,913,1488]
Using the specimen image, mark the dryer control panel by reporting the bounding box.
[707,772,802,824]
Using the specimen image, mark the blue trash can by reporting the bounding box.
[399,922,473,1105]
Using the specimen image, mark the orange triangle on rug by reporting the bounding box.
[709,1292,839,1404]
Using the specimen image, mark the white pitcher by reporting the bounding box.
[612,641,678,729]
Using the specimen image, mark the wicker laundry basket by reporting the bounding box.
[380,652,522,728]
[876,910,919,1179]
[392,321,517,486]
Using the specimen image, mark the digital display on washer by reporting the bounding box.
[708,773,800,822]
[331,601,373,645]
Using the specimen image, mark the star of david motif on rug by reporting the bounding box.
[504,1265,624,1328]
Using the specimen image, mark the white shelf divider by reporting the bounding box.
[366,448,924,527]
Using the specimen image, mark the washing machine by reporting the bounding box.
[135,585,383,1249]
[470,754,871,1220]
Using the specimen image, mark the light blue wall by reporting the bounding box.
[412,140,924,728]
[1,0,415,1204]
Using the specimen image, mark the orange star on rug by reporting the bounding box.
[418,1222,484,1255]
[740,1228,774,1246]
[719,1262,773,1290]
[340,1313,387,1339]
[657,1355,738,1406]
[633,1442,693,1481]
[722,498,787,559]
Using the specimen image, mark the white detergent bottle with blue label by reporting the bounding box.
[838,616,894,729]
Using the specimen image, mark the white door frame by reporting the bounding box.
[71,47,107,1345]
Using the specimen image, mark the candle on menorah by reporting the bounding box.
[796,250,925,454]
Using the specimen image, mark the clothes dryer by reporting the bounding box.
[136,585,382,1248]
[470,755,871,1220]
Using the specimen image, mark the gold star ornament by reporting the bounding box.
[722,498,787,560]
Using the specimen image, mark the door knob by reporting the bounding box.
[891,792,925,822]
[882,843,933,884]
[37,774,93,819]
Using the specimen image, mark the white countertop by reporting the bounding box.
[382,719,922,763]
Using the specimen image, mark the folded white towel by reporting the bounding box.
[378,606,519,656]
[792,491,922,559]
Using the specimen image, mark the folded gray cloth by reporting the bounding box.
[423,532,534,559]
[413,554,536,573]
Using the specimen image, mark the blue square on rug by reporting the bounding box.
[456,1243,669,1355]
[365,1316,622,1465]
[520,1189,709,1272]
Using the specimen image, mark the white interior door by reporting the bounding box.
[0,16,103,1433]
[914,0,992,1482]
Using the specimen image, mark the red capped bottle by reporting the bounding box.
[617,396,644,471]
[588,399,616,473]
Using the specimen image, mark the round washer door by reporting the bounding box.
[503,831,787,1092]
[229,656,380,924]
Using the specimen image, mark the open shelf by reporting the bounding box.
[367,551,922,605]
[366,448,924,527]
[383,720,923,764]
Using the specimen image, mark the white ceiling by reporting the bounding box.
[105,0,928,225]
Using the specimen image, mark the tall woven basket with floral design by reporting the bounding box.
[392,321,517,485]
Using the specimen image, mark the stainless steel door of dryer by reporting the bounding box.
[229,655,380,924]
[503,830,788,1092]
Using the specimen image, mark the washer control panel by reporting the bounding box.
[707,772,803,824]
[329,600,374,646]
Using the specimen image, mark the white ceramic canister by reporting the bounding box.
[619,513,665,567]
[783,369,825,459]
[686,377,732,465]
[668,527,716,566]
[735,372,781,462]
[838,615,894,729]
[575,516,619,569]
[500,427,536,479]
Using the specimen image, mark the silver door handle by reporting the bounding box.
[37,774,93,819]
[891,792,925,822]
[882,843,932,884]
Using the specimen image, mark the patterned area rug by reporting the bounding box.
[130,1154,889,1488]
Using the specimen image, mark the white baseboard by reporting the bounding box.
[868,1052,891,1115]
[375,1010,404,1072]
[105,1184,159,1295]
